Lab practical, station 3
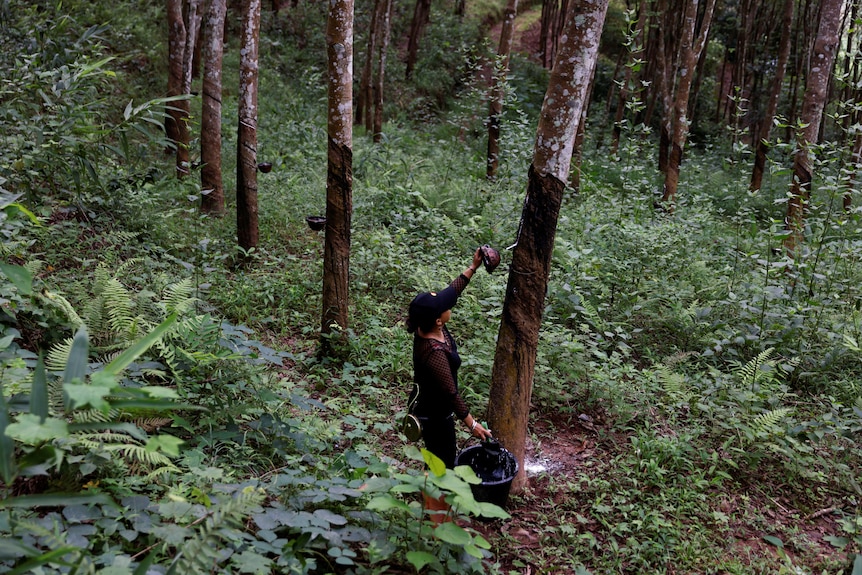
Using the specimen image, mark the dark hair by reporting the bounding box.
[406,311,439,334]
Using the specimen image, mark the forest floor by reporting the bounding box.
[468,412,844,573]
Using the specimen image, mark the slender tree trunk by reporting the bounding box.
[372,0,392,142]
[784,0,842,254]
[750,0,794,192]
[356,0,380,129]
[488,0,609,494]
[176,0,201,179]
[661,0,716,206]
[236,0,261,252]
[321,0,354,350]
[487,0,519,179]
[166,0,188,176]
[405,0,431,80]
[201,0,227,215]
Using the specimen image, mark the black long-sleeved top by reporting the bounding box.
[411,274,470,420]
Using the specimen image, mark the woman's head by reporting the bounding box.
[407,286,458,333]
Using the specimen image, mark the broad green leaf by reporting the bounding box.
[0,389,18,484]
[140,386,179,399]
[5,414,68,445]
[433,522,471,545]
[422,448,446,477]
[5,546,79,575]
[4,202,41,225]
[366,494,411,513]
[0,492,113,508]
[64,383,112,411]
[405,551,437,571]
[30,355,49,422]
[102,314,177,377]
[453,464,482,485]
[63,328,89,388]
[0,537,40,558]
[314,508,347,526]
[145,434,184,457]
[0,335,15,350]
[464,543,484,559]
[762,535,783,548]
[853,554,862,575]
[477,501,510,519]
[0,263,33,296]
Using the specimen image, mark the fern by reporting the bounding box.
[654,364,690,402]
[162,277,196,316]
[168,487,266,575]
[749,407,793,438]
[42,290,85,329]
[735,347,778,391]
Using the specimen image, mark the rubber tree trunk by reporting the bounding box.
[356,0,380,129]
[201,0,227,216]
[750,0,794,192]
[236,0,261,252]
[166,0,188,177]
[661,0,716,207]
[372,0,393,143]
[487,0,609,494]
[405,0,430,80]
[784,0,842,254]
[486,0,519,179]
[321,0,354,351]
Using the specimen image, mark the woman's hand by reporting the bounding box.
[471,421,493,440]
[471,248,484,273]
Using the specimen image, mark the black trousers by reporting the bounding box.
[419,415,456,469]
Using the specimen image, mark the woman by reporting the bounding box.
[406,248,493,470]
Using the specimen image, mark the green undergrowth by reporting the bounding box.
[2,0,862,574]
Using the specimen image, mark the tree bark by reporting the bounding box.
[236,0,261,252]
[372,0,392,142]
[175,0,201,178]
[486,0,519,179]
[750,0,794,192]
[661,0,717,206]
[321,0,354,349]
[783,0,842,254]
[488,0,609,493]
[166,0,188,177]
[356,0,380,129]
[405,0,431,80]
[200,0,227,215]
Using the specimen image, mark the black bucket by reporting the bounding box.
[455,440,518,508]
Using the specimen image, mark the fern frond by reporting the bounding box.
[145,464,181,480]
[103,444,175,467]
[169,488,266,575]
[735,347,776,388]
[42,290,85,329]
[654,364,688,400]
[133,417,173,432]
[46,336,77,372]
[103,278,136,335]
[72,408,120,424]
[750,407,792,436]
[162,278,196,316]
